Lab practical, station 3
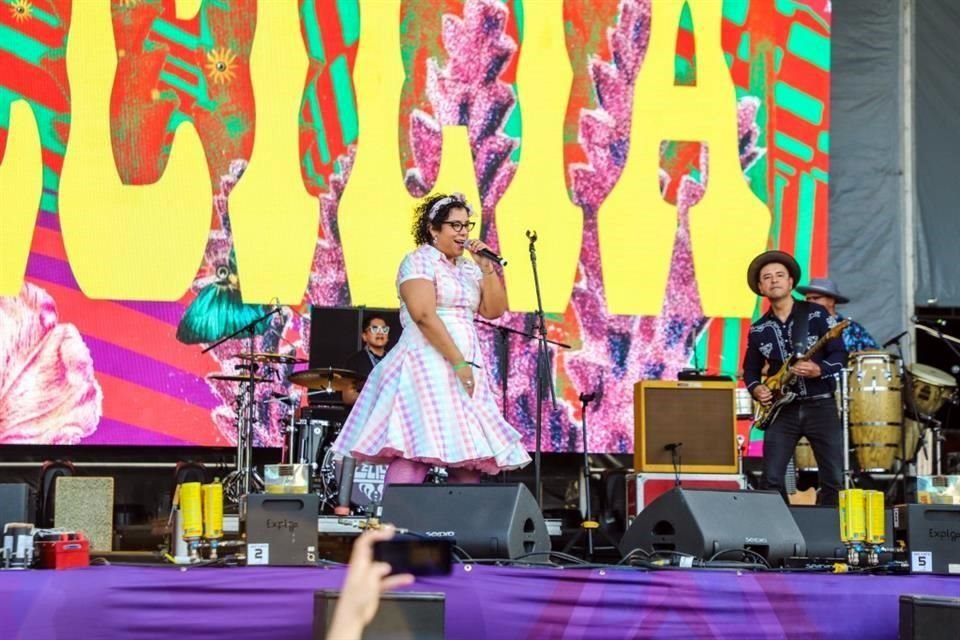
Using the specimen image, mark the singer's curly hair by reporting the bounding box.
[411,193,469,246]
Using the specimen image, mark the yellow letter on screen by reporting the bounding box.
[496,0,581,314]
[338,0,479,308]
[600,0,769,318]
[0,100,43,296]
[59,0,211,301]
[228,0,318,304]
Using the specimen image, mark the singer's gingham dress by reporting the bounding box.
[332,244,530,474]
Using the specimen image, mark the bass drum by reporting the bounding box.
[848,350,902,472]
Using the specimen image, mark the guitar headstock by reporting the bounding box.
[825,318,851,340]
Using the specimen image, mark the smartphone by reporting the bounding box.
[372,537,453,576]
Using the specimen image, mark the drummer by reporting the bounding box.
[342,314,391,405]
[797,278,879,353]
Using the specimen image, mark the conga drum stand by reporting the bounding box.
[840,366,852,489]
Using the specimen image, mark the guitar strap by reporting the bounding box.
[789,300,810,359]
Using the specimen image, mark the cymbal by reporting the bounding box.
[208,373,272,384]
[233,352,308,365]
[288,368,360,392]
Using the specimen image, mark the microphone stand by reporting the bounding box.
[669,444,683,486]
[885,332,921,503]
[561,391,618,561]
[203,306,281,504]
[474,319,569,419]
[527,230,569,509]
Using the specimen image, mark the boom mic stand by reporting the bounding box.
[527,230,572,508]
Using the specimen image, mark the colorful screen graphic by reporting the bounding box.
[0,0,830,451]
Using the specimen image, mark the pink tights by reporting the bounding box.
[383,458,482,486]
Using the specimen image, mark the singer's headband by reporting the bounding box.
[427,193,474,221]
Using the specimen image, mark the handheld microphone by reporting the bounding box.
[663,442,683,452]
[476,247,508,267]
[882,330,909,348]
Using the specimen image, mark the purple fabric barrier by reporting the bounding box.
[2,564,960,639]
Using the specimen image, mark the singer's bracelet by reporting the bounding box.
[452,361,471,371]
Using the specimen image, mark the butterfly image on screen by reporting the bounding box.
[176,251,273,345]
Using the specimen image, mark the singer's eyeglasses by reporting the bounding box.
[441,221,476,232]
[368,325,390,335]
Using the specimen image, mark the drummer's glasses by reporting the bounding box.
[368,326,390,335]
[442,221,476,232]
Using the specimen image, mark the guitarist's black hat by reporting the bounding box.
[747,250,801,296]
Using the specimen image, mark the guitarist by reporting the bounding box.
[742,251,848,506]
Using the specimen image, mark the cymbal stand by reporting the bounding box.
[223,334,267,503]
[202,306,281,504]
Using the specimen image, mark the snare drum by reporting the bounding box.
[907,363,957,418]
[848,350,903,472]
[291,418,342,468]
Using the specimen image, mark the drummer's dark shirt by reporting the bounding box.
[343,347,384,381]
[742,300,848,398]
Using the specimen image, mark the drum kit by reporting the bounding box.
[792,350,958,479]
[207,353,371,509]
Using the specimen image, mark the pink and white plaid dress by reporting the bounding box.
[331,244,531,474]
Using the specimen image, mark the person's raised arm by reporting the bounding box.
[328,526,414,640]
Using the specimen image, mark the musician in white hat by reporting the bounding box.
[796,277,879,353]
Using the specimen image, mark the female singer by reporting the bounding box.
[331,193,530,485]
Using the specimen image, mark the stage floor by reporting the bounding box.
[2,563,960,639]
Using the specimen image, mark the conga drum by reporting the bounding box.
[907,364,957,418]
[795,437,818,471]
[848,351,902,472]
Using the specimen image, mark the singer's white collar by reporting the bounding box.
[422,242,469,267]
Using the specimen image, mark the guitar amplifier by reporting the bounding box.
[634,381,738,473]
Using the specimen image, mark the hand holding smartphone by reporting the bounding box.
[372,536,453,576]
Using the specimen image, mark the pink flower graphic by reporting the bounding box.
[0,283,103,444]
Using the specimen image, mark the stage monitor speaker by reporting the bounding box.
[54,477,114,551]
[381,484,549,561]
[789,505,895,560]
[634,380,737,473]
[620,487,805,566]
[309,306,402,370]
[900,595,960,640]
[313,590,444,640]
[0,484,35,532]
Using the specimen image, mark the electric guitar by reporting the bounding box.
[752,319,849,431]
